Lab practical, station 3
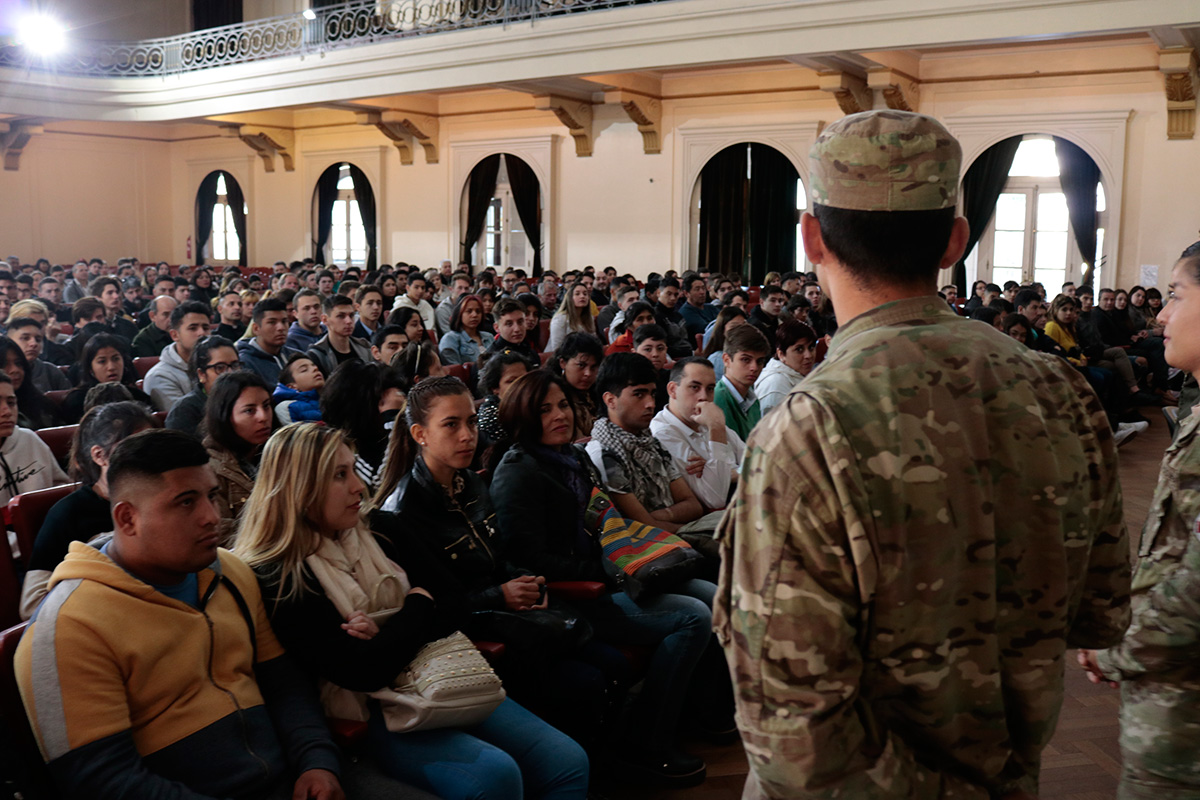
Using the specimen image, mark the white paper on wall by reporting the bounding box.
[1140,265,1158,286]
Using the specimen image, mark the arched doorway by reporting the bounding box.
[460,153,543,275]
[958,134,1106,291]
[691,142,804,285]
[196,170,246,267]
[312,162,377,269]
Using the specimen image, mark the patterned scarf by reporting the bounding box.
[530,444,594,555]
[590,417,672,509]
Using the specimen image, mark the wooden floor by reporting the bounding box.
[616,410,1173,800]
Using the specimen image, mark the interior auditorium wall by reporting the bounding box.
[1,41,1197,290]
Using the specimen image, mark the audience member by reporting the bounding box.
[747,284,785,351]
[391,272,436,331]
[273,353,325,424]
[652,278,693,359]
[307,294,373,375]
[16,429,351,800]
[285,289,326,352]
[321,360,394,490]
[713,323,768,440]
[650,357,744,513]
[213,289,246,341]
[370,324,409,365]
[0,371,66,505]
[754,319,817,415]
[516,293,545,351]
[233,421,589,800]
[604,300,656,356]
[701,305,748,381]
[165,335,239,434]
[144,301,212,412]
[353,284,386,341]
[130,294,177,357]
[0,338,58,430]
[486,297,539,367]
[679,274,717,339]
[237,298,299,388]
[434,271,472,335]
[203,370,274,542]
[7,316,69,393]
[62,333,150,424]
[439,294,494,365]
[552,332,603,441]
[488,369,714,785]
[88,276,139,340]
[633,323,671,410]
[477,349,532,448]
[19,401,156,618]
[546,280,597,352]
[597,282,638,343]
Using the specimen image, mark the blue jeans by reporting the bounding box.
[366,698,589,800]
[582,579,715,747]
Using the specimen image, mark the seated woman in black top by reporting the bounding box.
[373,376,627,750]
[0,338,59,430]
[488,370,720,786]
[551,333,603,441]
[62,333,152,423]
[234,422,588,800]
[320,360,397,492]
[19,400,156,617]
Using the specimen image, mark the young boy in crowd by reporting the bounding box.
[486,297,540,368]
[633,323,671,411]
[714,323,769,440]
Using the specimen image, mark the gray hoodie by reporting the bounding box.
[143,343,192,412]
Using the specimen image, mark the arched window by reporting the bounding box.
[968,135,1107,289]
[690,143,804,284]
[195,170,246,267]
[313,162,377,269]
[460,154,542,274]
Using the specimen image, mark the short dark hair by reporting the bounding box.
[782,271,804,283]
[1002,313,1032,333]
[252,297,288,324]
[493,297,524,321]
[107,429,211,500]
[553,332,604,369]
[616,301,655,335]
[372,324,407,348]
[293,288,321,306]
[354,284,383,304]
[595,352,658,407]
[88,276,120,296]
[1014,289,1041,311]
[760,285,787,299]
[669,355,714,384]
[317,269,334,281]
[720,289,748,307]
[633,323,667,347]
[6,316,42,332]
[322,293,353,314]
[170,301,212,330]
[1076,285,1094,298]
[775,319,817,352]
[72,297,105,324]
[659,277,680,291]
[681,275,706,292]
[188,335,237,382]
[811,205,956,287]
[279,352,318,385]
[407,273,427,288]
[203,371,272,454]
[479,350,532,395]
[723,323,770,357]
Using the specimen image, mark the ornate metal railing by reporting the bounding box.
[0,0,670,78]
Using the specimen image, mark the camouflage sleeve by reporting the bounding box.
[1096,513,1200,680]
[1067,388,1132,649]
[715,394,987,800]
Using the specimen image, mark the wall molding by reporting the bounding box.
[448,135,555,270]
[944,108,1132,283]
[674,120,823,271]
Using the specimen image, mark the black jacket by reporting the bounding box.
[490,443,608,584]
[749,305,780,351]
[378,456,527,612]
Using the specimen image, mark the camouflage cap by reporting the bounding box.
[809,110,961,212]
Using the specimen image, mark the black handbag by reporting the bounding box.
[468,605,593,656]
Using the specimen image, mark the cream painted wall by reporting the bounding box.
[43,0,191,41]
[3,44,1199,295]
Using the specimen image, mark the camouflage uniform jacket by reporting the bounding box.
[1097,409,1200,787]
[714,296,1131,799]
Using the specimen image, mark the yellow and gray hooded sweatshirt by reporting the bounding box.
[15,540,341,800]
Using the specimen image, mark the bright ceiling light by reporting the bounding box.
[302,8,317,20]
[16,14,67,56]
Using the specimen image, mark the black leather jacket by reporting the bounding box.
[377,455,527,611]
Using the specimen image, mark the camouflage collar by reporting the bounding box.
[825,295,957,361]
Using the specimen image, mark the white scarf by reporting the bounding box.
[305,526,411,619]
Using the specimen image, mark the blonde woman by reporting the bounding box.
[545,281,595,352]
[234,422,588,800]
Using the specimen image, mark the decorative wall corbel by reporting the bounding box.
[817,71,873,115]
[1160,48,1198,140]
[867,68,920,112]
[356,111,414,164]
[1,123,43,171]
[614,92,662,154]
[534,94,595,157]
[220,125,295,172]
[357,110,440,164]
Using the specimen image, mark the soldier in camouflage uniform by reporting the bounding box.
[714,110,1132,799]
[1083,244,1200,799]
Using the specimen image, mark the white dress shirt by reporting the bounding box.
[649,407,744,511]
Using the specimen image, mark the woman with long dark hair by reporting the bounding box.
[0,338,58,429]
[551,333,603,441]
[320,360,394,491]
[61,333,151,424]
[202,370,274,543]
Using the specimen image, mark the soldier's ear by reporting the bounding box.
[939,217,971,271]
[800,212,830,267]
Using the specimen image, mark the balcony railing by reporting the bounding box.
[0,0,669,78]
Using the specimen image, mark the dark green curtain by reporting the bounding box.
[313,164,341,264]
[195,171,222,267]
[1054,136,1102,287]
[348,164,377,271]
[461,154,501,265]
[747,143,799,284]
[954,136,1023,291]
[223,173,248,267]
[698,144,749,277]
[193,0,242,31]
[504,155,542,277]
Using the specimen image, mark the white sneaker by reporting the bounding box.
[1119,421,1150,434]
[1114,426,1139,447]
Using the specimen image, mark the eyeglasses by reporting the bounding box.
[204,361,240,375]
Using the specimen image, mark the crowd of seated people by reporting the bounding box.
[0,251,1187,800]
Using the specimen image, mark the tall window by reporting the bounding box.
[978,137,1106,289]
[210,173,241,264]
[475,157,528,270]
[330,164,367,267]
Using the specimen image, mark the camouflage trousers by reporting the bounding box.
[1118,679,1200,799]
